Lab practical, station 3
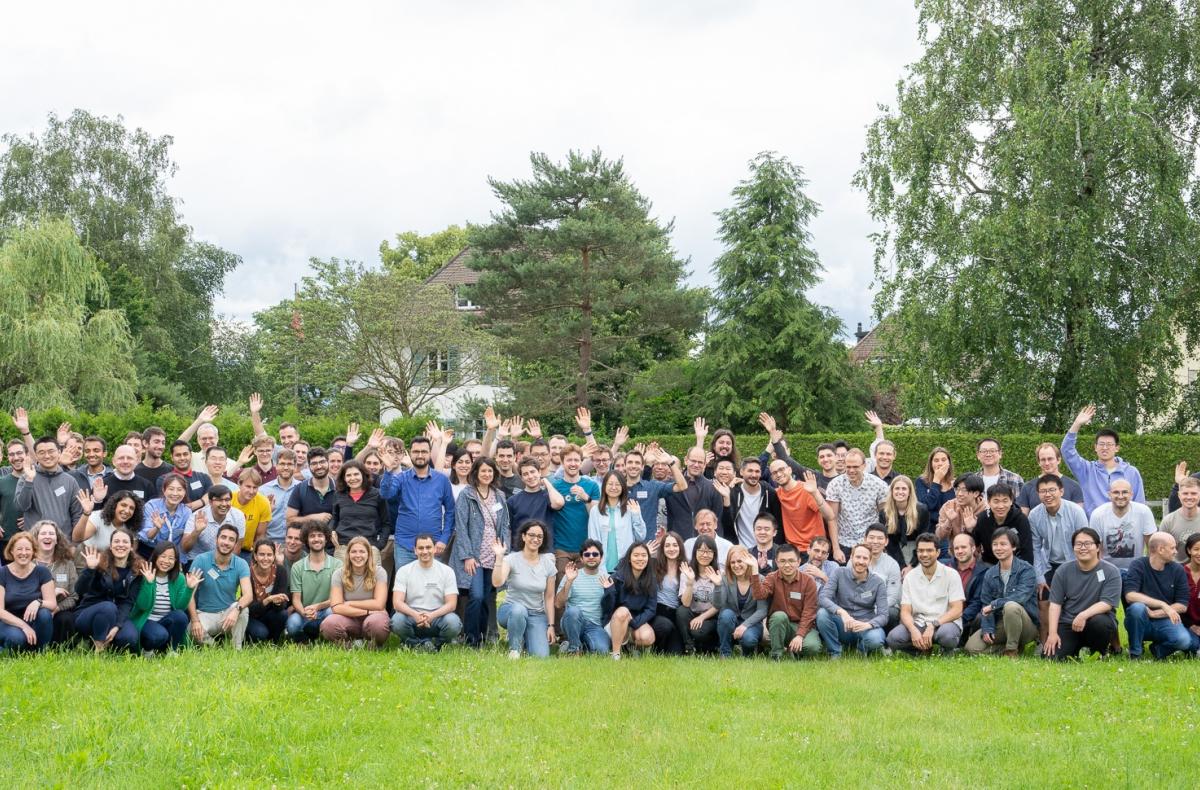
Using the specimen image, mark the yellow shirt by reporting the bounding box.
[232,493,273,551]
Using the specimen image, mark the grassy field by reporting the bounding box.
[2,645,1198,789]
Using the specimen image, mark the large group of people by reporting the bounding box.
[2,398,1199,663]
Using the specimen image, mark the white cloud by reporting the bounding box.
[2,0,920,337]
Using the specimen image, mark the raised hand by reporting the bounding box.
[600,574,614,589]
[194,510,208,532]
[1071,404,1096,430]
[574,407,592,434]
[76,490,95,515]
[367,427,386,449]
[249,393,264,414]
[12,407,30,435]
[612,425,629,449]
[484,406,500,432]
[424,421,442,442]
[802,470,819,494]
[712,479,730,500]
[680,562,695,581]
[1176,461,1190,486]
[379,445,400,471]
[198,404,220,423]
[564,561,579,582]
[757,413,783,443]
[864,410,883,429]
[91,477,108,503]
[236,445,255,465]
[346,422,360,446]
[580,438,599,458]
[491,538,507,558]
[693,417,709,442]
[56,422,72,445]
[185,569,204,589]
[139,559,155,584]
[151,511,167,533]
[526,419,542,439]
[509,416,525,437]
[702,566,722,585]
[81,545,101,569]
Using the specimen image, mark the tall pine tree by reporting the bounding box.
[698,152,866,432]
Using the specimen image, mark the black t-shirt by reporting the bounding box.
[0,565,52,615]
[136,462,172,486]
[507,489,553,547]
[101,473,156,505]
[498,474,521,497]
[158,469,212,503]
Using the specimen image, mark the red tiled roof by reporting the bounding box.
[850,322,886,364]
[424,247,479,286]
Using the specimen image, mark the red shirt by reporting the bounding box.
[775,484,824,552]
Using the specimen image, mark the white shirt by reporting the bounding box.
[684,535,734,570]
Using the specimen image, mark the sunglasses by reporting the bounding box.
[581,551,601,558]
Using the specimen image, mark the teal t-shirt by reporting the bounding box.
[551,477,600,553]
[190,552,250,613]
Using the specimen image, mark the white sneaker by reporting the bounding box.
[507,649,521,660]
[611,652,622,660]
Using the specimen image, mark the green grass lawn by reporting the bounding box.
[2,645,1198,788]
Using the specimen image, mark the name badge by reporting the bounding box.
[492,502,504,514]
[54,486,66,497]
[190,480,202,490]
[207,568,220,581]
[636,491,648,499]
[55,573,68,583]
[1096,570,1105,583]
[134,491,145,499]
[788,591,803,601]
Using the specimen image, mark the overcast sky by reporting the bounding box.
[2,1,921,340]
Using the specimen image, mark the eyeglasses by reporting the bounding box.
[581,551,600,558]
[525,533,544,541]
[1073,541,1096,548]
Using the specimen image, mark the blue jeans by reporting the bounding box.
[1125,602,1195,659]
[0,608,53,653]
[74,602,140,651]
[394,544,417,569]
[463,566,497,647]
[497,601,550,657]
[716,608,763,657]
[562,605,611,654]
[816,608,886,656]
[390,612,463,646]
[286,608,331,642]
[140,610,190,652]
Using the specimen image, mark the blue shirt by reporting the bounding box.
[139,498,194,554]
[1061,432,1146,515]
[551,477,600,553]
[260,476,302,542]
[507,488,554,547]
[190,551,250,613]
[628,479,674,535]
[379,468,456,550]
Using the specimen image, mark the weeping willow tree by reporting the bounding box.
[0,219,137,410]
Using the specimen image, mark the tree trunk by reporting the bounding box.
[576,247,592,409]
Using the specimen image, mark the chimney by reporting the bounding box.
[855,322,869,342]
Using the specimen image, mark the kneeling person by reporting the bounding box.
[887,533,965,654]
[1042,527,1121,660]
[965,529,1038,656]
[556,539,611,655]
[752,544,821,660]
[390,534,462,650]
[187,524,252,648]
[816,544,888,657]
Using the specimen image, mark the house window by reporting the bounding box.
[427,349,457,385]
[454,287,475,310]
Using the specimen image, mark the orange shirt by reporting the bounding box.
[775,484,824,552]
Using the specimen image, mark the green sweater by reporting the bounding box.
[131,574,195,630]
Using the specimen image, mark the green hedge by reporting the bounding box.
[623,431,1200,501]
[0,405,431,457]
[5,411,1198,500]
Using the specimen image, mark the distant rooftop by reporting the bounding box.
[424,247,479,286]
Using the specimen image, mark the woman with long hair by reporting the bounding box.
[74,490,144,552]
[32,520,78,643]
[0,533,56,653]
[139,474,194,560]
[650,531,687,655]
[601,542,657,659]
[915,448,955,531]
[451,456,509,647]
[880,475,929,567]
[331,460,387,566]
[449,449,474,500]
[131,542,201,652]
[587,471,645,573]
[246,539,290,644]
[73,528,140,653]
[492,520,556,659]
[321,536,390,648]
[714,545,767,658]
[676,535,721,654]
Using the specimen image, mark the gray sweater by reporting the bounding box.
[712,577,767,628]
[819,566,889,629]
[14,467,82,533]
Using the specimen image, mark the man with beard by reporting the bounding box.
[378,436,456,567]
